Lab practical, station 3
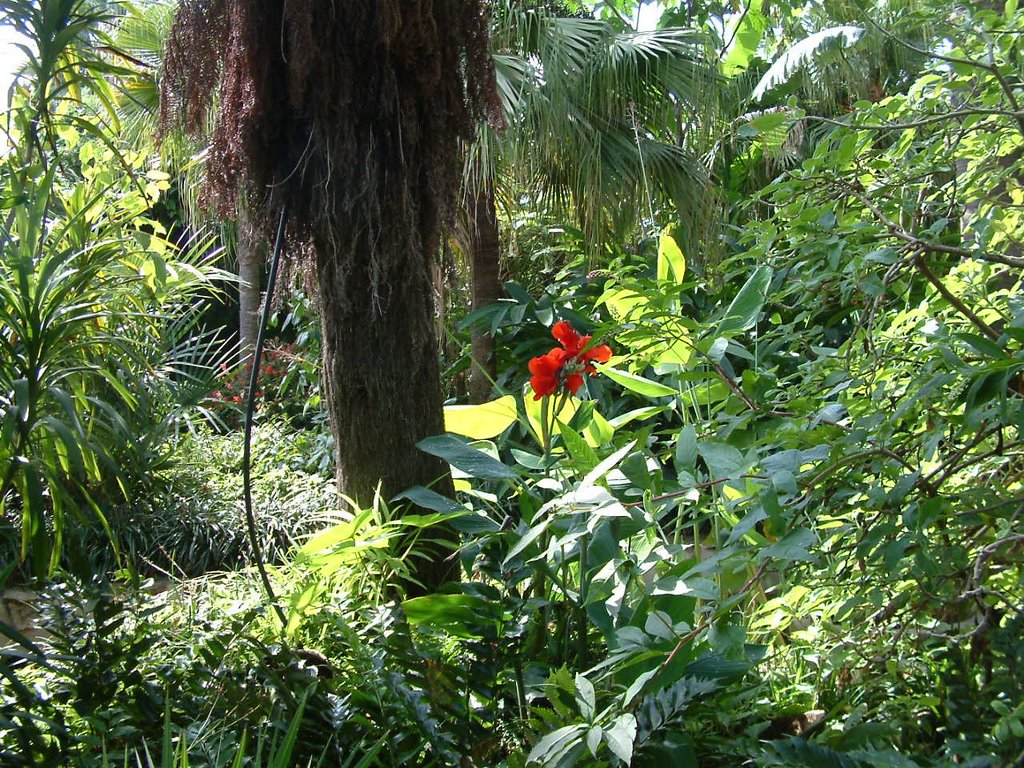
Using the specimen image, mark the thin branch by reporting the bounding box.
[911,249,1001,341]
[646,561,768,692]
[805,108,1024,132]
[796,447,938,504]
[858,10,1024,137]
[835,178,1024,269]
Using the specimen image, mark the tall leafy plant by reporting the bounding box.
[0,1,229,577]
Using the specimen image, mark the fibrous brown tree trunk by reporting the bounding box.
[468,187,502,403]
[161,0,498,594]
[316,229,458,590]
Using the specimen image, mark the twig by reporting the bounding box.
[911,249,1000,341]
[804,108,1024,132]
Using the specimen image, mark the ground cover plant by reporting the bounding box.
[1,1,1023,767]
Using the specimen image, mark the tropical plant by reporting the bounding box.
[461,1,715,400]
[0,0,232,577]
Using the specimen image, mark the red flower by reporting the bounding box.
[552,321,585,356]
[528,347,568,398]
[528,322,613,399]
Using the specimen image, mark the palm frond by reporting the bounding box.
[751,25,864,102]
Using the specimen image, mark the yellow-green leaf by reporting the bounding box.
[657,231,686,284]
[444,395,518,439]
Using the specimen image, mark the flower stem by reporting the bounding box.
[540,395,551,461]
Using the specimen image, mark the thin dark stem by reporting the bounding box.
[857,8,1024,137]
[243,206,289,630]
[804,108,1024,133]
[911,251,1000,341]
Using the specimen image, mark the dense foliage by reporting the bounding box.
[1,1,1023,767]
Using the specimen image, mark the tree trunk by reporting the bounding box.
[236,204,261,366]
[161,0,497,595]
[468,187,502,403]
[315,231,458,593]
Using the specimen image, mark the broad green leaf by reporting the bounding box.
[582,440,637,489]
[503,517,552,566]
[676,425,697,471]
[698,441,745,479]
[763,527,817,562]
[608,406,666,428]
[598,285,648,321]
[417,435,518,481]
[715,266,772,336]
[621,669,659,708]
[301,510,381,554]
[583,409,615,447]
[603,714,637,764]
[527,724,585,766]
[594,364,677,397]
[740,110,789,136]
[393,485,463,514]
[752,26,864,101]
[403,594,488,639]
[683,654,749,683]
[652,575,719,600]
[444,395,518,439]
[575,673,596,721]
[657,231,686,284]
[524,387,580,446]
[721,0,767,75]
[558,421,599,472]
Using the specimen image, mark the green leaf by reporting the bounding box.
[763,527,817,562]
[676,425,697,471]
[575,673,596,721]
[417,435,518,481]
[597,286,648,321]
[527,724,585,766]
[652,575,719,600]
[721,0,767,75]
[558,421,599,472]
[394,488,501,533]
[698,441,745,479]
[594,364,677,397]
[394,485,464,514]
[603,713,637,764]
[683,653,750,683]
[657,231,686,284]
[608,406,665,428]
[622,669,659,707]
[403,593,489,639]
[741,110,789,136]
[752,26,864,101]
[582,440,637,489]
[503,517,552,567]
[715,266,772,336]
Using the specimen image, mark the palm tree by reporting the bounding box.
[160,0,497,592]
[462,1,714,400]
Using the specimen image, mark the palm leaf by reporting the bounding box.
[752,25,864,102]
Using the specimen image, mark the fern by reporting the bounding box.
[634,676,719,745]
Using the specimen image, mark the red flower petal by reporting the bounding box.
[529,348,569,399]
[582,343,613,372]
[552,321,584,355]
